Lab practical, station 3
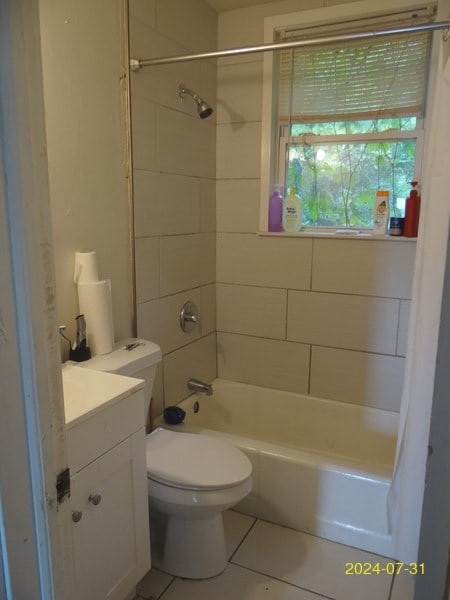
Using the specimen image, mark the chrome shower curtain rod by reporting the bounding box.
[130,20,450,70]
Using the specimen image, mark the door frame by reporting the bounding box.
[0,0,74,597]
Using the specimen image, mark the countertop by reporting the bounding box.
[62,364,144,429]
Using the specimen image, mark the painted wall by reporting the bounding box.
[129,0,218,417]
[39,0,133,353]
[216,0,416,412]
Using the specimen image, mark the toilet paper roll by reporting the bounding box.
[74,251,99,284]
[77,280,114,355]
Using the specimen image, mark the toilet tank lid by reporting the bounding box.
[80,338,161,376]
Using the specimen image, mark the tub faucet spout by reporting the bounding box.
[188,378,213,396]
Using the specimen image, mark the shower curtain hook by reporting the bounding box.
[443,27,450,42]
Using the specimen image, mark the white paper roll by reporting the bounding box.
[74,251,99,284]
[77,280,114,355]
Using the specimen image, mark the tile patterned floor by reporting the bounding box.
[135,511,416,600]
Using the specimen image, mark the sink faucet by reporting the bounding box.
[188,378,213,396]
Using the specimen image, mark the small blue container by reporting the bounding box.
[163,406,186,425]
[389,217,404,236]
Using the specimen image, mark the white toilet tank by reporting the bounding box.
[79,338,161,431]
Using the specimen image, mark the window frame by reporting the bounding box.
[278,127,424,230]
[259,0,436,234]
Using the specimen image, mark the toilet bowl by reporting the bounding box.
[146,428,252,579]
[77,338,253,579]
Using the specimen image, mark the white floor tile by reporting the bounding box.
[223,509,256,558]
[390,573,415,600]
[232,520,393,600]
[159,563,332,600]
[136,566,174,600]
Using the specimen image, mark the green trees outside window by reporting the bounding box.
[285,118,417,229]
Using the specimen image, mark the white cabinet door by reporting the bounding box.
[70,431,150,600]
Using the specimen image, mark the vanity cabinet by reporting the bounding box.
[63,368,150,600]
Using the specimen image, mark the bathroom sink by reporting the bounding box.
[62,364,144,429]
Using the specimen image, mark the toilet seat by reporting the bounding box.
[146,428,251,491]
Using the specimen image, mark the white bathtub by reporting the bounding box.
[157,379,398,557]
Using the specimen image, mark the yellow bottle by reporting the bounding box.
[282,187,303,232]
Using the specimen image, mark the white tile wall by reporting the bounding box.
[217,0,323,56]
[217,283,287,339]
[312,239,416,299]
[200,283,216,335]
[150,363,165,420]
[217,9,264,55]
[288,290,400,355]
[217,332,310,394]
[134,170,201,237]
[135,237,160,302]
[137,288,203,354]
[216,179,260,233]
[130,0,418,415]
[217,61,263,124]
[214,2,415,412]
[128,17,217,127]
[217,233,312,289]
[159,233,215,296]
[131,60,195,116]
[130,95,157,171]
[129,16,183,61]
[156,0,217,54]
[163,334,217,406]
[131,0,217,413]
[133,169,159,238]
[397,300,411,357]
[200,178,216,232]
[137,285,216,355]
[158,106,216,179]
[216,122,261,179]
[310,346,404,410]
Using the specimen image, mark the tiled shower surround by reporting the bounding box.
[130,0,416,417]
[216,236,414,412]
[129,0,218,417]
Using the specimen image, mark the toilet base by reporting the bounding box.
[151,510,227,579]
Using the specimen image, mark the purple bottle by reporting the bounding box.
[268,184,283,232]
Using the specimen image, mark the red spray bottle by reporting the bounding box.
[404,181,421,237]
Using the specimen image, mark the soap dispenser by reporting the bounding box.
[404,181,421,237]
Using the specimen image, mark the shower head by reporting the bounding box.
[178,84,213,119]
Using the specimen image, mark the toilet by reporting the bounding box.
[146,427,252,578]
[79,338,253,579]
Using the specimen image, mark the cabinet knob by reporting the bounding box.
[89,493,102,506]
[72,510,82,523]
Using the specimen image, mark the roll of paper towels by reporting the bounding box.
[77,280,114,355]
[74,251,99,284]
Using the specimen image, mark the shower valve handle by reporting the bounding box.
[180,301,201,332]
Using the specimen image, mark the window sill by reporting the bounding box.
[257,230,417,242]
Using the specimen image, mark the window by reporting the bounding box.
[261,3,435,232]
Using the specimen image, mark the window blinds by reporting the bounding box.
[278,25,432,123]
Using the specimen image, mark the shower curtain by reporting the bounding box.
[387,36,450,563]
